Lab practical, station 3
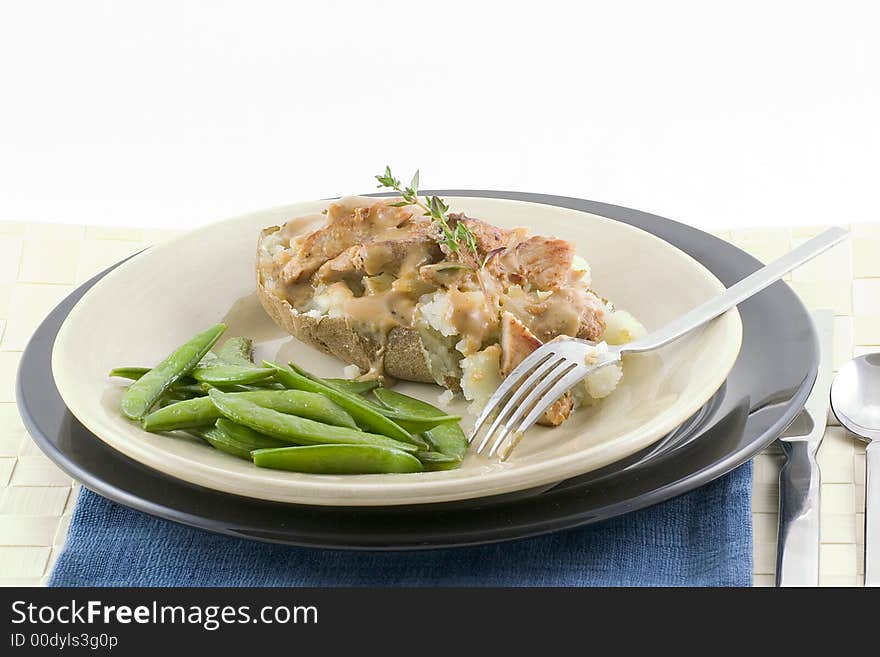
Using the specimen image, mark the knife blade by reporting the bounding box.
[775,309,834,587]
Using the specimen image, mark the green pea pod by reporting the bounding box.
[111,367,202,397]
[416,451,462,471]
[322,378,381,395]
[208,389,417,452]
[265,365,379,396]
[286,362,435,448]
[109,366,151,380]
[111,367,198,386]
[173,383,208,396]
[142,389,358,432]
[373,387,450,416]
[360,397,460,434]
[252,444,423,474]
[187,425,253,460]
[236,382,286,390]
[190,426,252,460]
[265,361,425,448]
[423,424,468,461]
[121,324,226,420]
[191,336,269,384]
[213,382,286,392]
[191,419,286,459]
[373,388,468,460]
[241,390,356,428]
[143,396,219,430]
[157,390,189,404]
[215,418,285,449]
[215,337,254,366]
[199,351,219,365]
[191,364,274,385]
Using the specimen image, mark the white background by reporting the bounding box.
[0,0,877,231]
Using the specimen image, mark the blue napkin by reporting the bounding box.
[49,462,751,587]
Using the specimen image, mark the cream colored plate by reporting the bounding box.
[51,197,742,506]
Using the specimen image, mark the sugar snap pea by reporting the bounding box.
[422,423,468,462]
[215,418,284,448]
[143,396,219,431]
[142,389,358,432]
[252,444,423,474]
[373,387,451,417]
[322,378,381,395]
[215,337,254,366]
[293,365,457,431]
[111,367,205,399]
[373,388,467,460]
[121,324,226,420]
[208,389,417,452]
[157,390,189,404]
[213,382,286,392]
[265,361,425,448]
[187,335,272,385]
[190,419,285,459]
[191,363,274,385]
[189,426,252,459]
[263,364,379,396]
[109,366,151,380]
[156,394,186,409]
[168,383,207,397]
[111,367,201,387]
[236,389,356,428]
[415,451,462,471]
[361,397,461,434]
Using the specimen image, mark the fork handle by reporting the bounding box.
[622,227,848,354]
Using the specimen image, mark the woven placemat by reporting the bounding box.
[0,219,876,586]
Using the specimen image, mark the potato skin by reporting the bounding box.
[256,227,435,384]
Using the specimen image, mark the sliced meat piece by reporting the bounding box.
[315,238,442,283]
[362,237,442,277]
[576,291,607,341]
[499,311,573,426]
[440,214,516,265]
[313,244,362,283]
[525,287,607,342]
[504,236,575,291]
[418,261,471,287]
[500,311,542,376]
[520,290,582,343]
[459,215,515,253]
[539,393,574,426]
[281,201,414,284]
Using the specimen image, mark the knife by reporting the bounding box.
[775,309,834,587]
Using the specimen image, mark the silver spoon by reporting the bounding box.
[830,353,880,587]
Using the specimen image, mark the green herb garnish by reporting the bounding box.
[375,166,481,266]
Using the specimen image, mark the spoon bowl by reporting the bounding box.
[831,353,880,441]
[831,353,880,587]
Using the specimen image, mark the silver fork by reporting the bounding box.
[470,226,849,459]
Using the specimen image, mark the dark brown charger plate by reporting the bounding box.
[17,191,817,549]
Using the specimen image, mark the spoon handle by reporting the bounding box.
[866,441,880,587]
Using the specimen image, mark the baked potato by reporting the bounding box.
[257,196,644,425]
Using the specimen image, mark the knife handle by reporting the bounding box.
[866,441,880,587]
[776,440,821,587]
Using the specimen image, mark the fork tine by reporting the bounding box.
[486,359,576,457]
[496,364,592,460]
[474,355,565,454]
[468,344,556,442]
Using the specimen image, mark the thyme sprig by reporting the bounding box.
[375,166,481,265]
